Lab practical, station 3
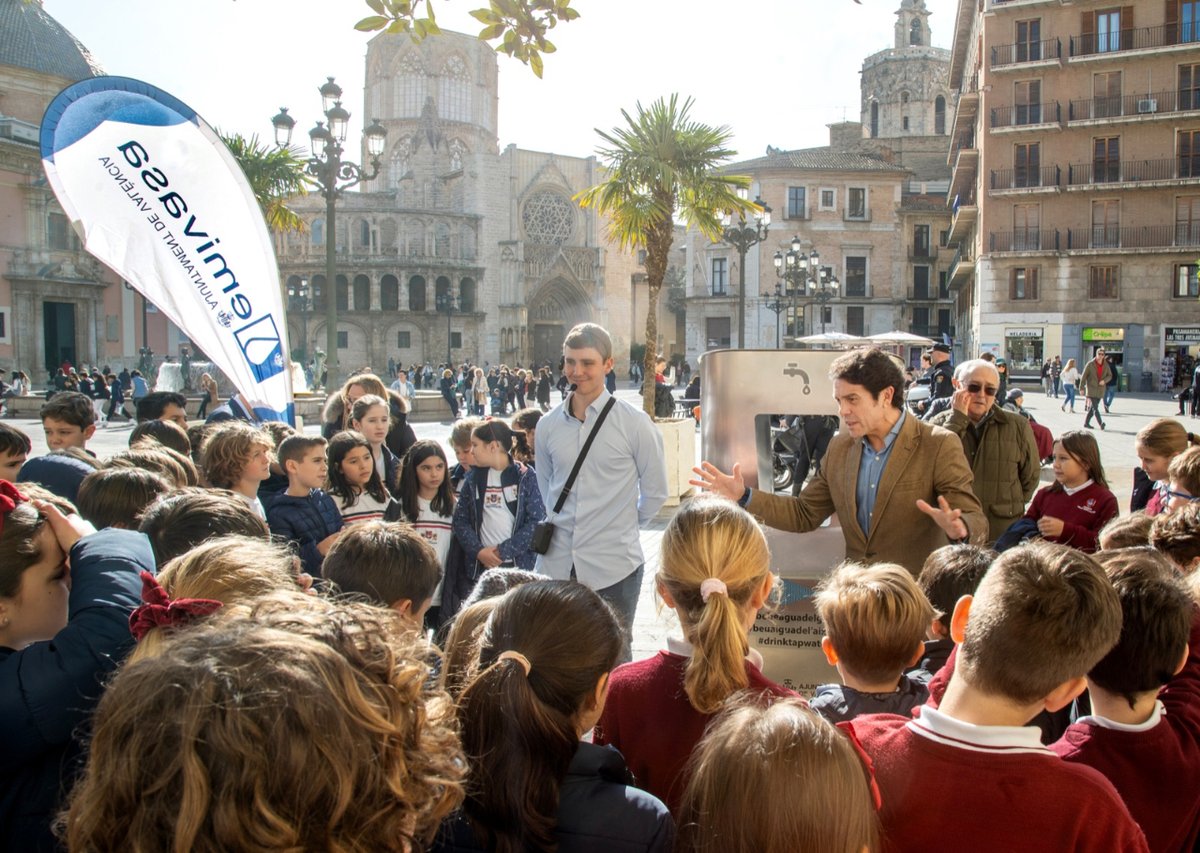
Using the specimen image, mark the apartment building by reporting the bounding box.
[947,0,1200,383]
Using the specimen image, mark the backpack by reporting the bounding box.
[654,383,675,418]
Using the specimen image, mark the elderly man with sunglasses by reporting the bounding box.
[928,358,1041,543]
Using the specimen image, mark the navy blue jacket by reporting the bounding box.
[0,528,151,852]
[381,445,402,496]
[451,461,544,571]
[432,742,675,853]
[266,488,344,577]
[809,674,930,724]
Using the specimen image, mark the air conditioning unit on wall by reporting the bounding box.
[1137,98,1159,114]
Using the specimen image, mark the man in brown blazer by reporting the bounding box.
[692,348,987,576]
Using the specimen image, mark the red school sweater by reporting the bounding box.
[1022,481,1118,553]
[847,707,1149,853]
[1051,608,1200,852]
[593,651,797,815]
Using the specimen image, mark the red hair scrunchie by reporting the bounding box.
[128,570,223,642]
[0,480,27,534]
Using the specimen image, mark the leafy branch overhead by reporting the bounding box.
[355,0,579,78]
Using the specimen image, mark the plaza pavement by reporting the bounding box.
[6,380,1186,662]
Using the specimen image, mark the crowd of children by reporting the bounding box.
[6,376,1200,852]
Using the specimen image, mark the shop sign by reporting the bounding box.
[1082,328,1124,342]
[1006,328,1043,338]
[1166,327,1200,345]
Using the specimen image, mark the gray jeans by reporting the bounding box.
[574,563,644,663]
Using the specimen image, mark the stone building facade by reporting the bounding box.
[946,0,1200,384]
[683,0,953,365]
[0,0,173,382]
[275,30,639,374]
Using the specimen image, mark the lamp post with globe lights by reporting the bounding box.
[773,236,839,341]
[272,77,387,389]
[719,188,770,348]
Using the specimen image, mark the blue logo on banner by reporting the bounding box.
[233,314,285,382]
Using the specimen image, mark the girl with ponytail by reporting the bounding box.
[433,580,673,853]
[594,495,796,814]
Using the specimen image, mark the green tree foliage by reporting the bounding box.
[355,0,578,78]
[220,132,309,233]
[576,95,756,416]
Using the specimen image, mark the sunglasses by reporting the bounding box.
[965,383,999,396]
[1166,489,1200,502]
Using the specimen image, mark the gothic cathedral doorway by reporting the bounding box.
[43,302,76,370]
[533,324,565,366]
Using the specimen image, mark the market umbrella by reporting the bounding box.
[866,331,935,346]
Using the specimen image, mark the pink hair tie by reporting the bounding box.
[700,577,728,603]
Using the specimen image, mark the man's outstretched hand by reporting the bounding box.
[916,495,969,541]
[689,461,746,503]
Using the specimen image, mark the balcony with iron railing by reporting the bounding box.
[948,244,973,288]
[1067,157,1200,187]
[989,229,1061,252]
[1065,224,1200,250]
[1068,88,1200,122]
[991,37,1062,69]
[990,101,1062,130]
[989,164,1062,191]
[947,189,978,245]
[909,246,939,262]
[1070,24,1200,59]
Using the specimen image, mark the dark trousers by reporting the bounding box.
[574,564,644,664]
[1083,396,1105,428]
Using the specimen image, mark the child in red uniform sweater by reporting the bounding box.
[593,496,795,814]
[1022,429,1118,553]
[1051,547,1200,852]
[846,542,1148,853]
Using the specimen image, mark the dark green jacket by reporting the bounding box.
[929,405,1041,543]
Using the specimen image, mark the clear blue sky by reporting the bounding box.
[43,0,960,163]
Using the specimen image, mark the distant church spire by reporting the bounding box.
[895,0,931,49]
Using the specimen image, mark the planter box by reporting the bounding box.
[655,417,697,507]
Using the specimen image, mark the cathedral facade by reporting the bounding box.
[275,30,639,374]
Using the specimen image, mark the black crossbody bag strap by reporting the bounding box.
[552,396,616,514]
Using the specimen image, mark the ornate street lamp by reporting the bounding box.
[436,290,458,367]
[760,282,789,349]
[773,235,840,341]
[719,188,771,349]
[272,79,387,389]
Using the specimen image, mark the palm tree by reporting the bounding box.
[576,95,756,416]
[220,132,309,233]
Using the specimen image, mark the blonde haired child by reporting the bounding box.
[594,495,795,813]
[200,422,274,519]
[678,698,878,853]
[811,561,934,723]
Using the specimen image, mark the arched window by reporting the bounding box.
[311,218,324,246]
[355,219,371,250]
[409,275,426,312]
[901,91,910,105]
[311,274,327,311]
[435,223,451,256]
[336,275,349,311]
[439,55,471,123]
[396,53,425,118]
[353,274,370,311]
[910,18,922,45]
[870,102,879,138]
[381,274,399,311]
[460,277,476,312]
[435,276,451,307]
[935,95,947,135]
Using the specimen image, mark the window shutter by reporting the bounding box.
[1080,11,1095,54]
[1121,6,1134,49]
[1166,0,1179,44]
[1030,267,1039,299]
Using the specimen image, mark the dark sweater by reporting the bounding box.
[809,674,929,724]
[0,529,151,852]
[432,742,675,853]
[266,488,344,577]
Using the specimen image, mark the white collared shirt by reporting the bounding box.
[534,389,668,589]
[907,705,1053,756]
